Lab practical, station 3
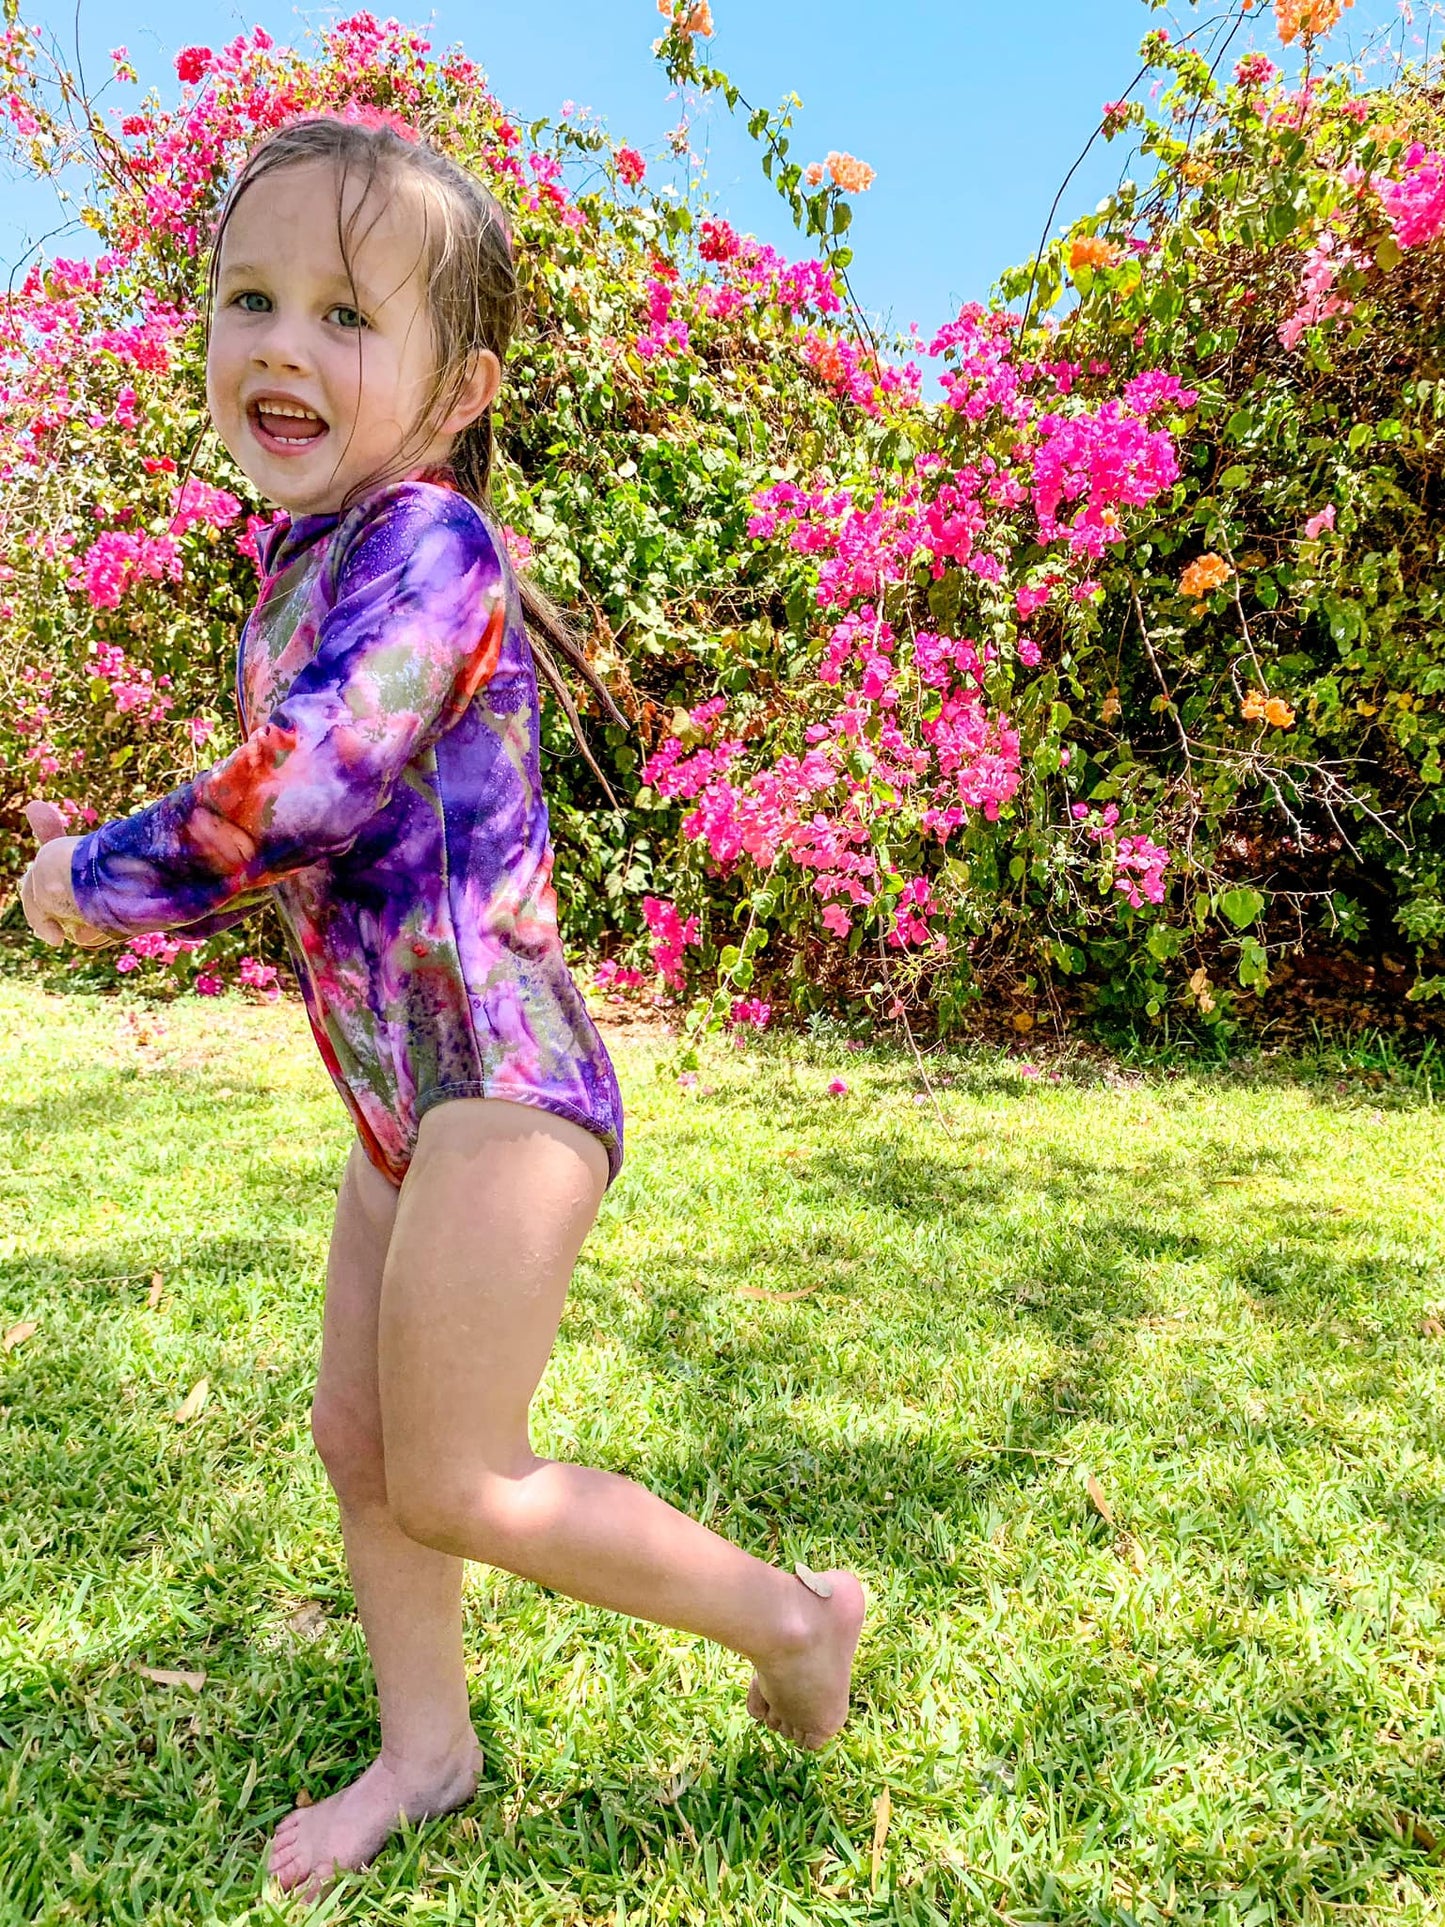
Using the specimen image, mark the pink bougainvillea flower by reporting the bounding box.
[1235,52,1278,87]
[193,972,224,996]
[643,895,700,989]
[1381,145,1445,251]
[615,145,645,187]
[174,46,212,84]
[238,955,280,1001]
[827,1078,850,1096]
[1303,504,1336,539]
[731,997,772,1029]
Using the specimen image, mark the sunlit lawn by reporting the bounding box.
[2,974,1444,1925]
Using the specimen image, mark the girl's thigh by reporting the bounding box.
[313,1139,403,1462]
[378,1098,608,1491]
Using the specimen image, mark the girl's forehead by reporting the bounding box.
[221,159,427,290]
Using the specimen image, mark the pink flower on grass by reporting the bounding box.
[238,956,280,1002]
[827,1078,850,1096]
[731,998,772,1030]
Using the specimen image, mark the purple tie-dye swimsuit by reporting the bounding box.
[70,476,624,1186]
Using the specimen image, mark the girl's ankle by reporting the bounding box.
[377,1728,481,1783]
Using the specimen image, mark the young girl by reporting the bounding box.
[18,119,866,1896]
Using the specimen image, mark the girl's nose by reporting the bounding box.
[250,322,310,374]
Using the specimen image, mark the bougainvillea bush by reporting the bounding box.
[0,0,1440,1033]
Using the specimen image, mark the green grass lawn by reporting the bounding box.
[2,976,1444,1926]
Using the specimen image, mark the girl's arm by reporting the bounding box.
[70,485,507,938]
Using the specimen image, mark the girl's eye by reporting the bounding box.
[234,291,271,314]
[327,305,367,330]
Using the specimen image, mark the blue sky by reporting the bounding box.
[1,0,1425,380]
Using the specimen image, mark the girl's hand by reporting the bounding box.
[19,802,115,949]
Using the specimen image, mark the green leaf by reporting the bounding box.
[1237,935,1270,990]
[1265,202,1298,243]
[1218,886,1265,929]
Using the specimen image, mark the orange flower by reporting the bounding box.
[1069,235,1119,272]
[804,161,826,187]
[1179,553,1234,598]
[657,0,714,36]
[1241,690,1296,726]
[1274,0,1353,45]
[826,151,876,193]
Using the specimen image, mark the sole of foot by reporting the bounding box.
[746,1569,867,1748]
[265,1737,484,1901]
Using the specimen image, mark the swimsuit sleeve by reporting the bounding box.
[166,893,273,939]
[70,486,508,938]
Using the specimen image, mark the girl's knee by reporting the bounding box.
[390,1462,538,1563]
[311,1390,387,1505]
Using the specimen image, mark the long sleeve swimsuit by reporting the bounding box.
[70,476,624,1186]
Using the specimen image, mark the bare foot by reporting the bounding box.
[746,1570,866,1748]
[265,1734,483,1898]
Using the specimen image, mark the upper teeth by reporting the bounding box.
[262,402,321,420]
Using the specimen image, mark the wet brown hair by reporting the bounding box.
[206,115,624,792]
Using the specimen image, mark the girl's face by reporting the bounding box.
[207,160,500,517]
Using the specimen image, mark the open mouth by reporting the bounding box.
[247,397,329,455]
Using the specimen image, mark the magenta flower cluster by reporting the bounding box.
[642,895,701,989]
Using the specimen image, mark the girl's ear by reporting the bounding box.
[439,348,502,435]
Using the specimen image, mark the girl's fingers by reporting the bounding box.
[18,866,62,946]
[24,800,68,845]
[68,923,114,950]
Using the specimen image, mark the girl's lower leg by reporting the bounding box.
[267,1491,483,1897]
[394,1449,866,1750]
[379,1100,866,1750]
[336,1491,479,1772]
[266,1145,483,1897]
